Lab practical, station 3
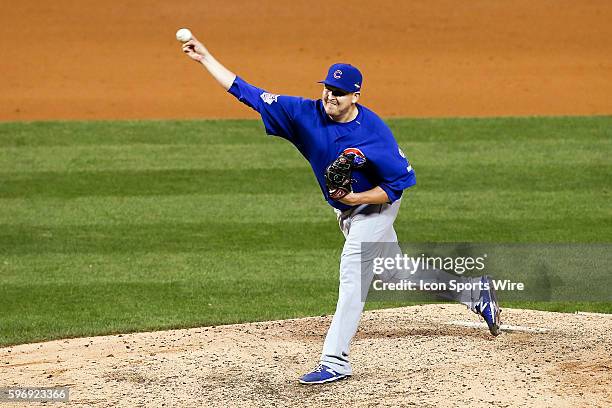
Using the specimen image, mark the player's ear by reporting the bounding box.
[352,92,360,104]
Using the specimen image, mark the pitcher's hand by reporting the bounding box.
[182,37,209,62]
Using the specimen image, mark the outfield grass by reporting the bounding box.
[0,117,610,346]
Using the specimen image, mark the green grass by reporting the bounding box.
[0,116,611,346]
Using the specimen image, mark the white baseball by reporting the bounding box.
[175,28,192,43]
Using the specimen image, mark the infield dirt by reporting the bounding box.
[2,304,611,407]
[2,0,611,121]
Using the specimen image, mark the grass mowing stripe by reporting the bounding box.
[1,116,610,147]
[0,194,333,226]
[415,163,610,192]
[389,115,612,143]
[0,120,271,147]
[411,191,611,221]
[0,250,341,284]
[0,163,608,198]
[0,222,344,255]
[0,191,608,226]
[0,278,340,346]
[0,143,309,173]
[1,215,608,259]
[393,217,612,242]
[1,138,608,174]
[0,168,320,198]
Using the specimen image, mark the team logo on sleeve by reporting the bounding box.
[260,92,280,105]
[343,147,367,167]
[398,147,413,172]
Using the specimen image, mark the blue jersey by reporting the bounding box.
[228,76,416,211]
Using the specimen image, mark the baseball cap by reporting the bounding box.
[318,63,363,93]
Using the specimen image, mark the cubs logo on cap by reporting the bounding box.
[319,63,363,93]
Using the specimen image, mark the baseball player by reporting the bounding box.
[181,34,501,385]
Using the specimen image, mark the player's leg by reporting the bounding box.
[375,230,484,307]
[317,200,402,376]
[314,199,499,381]
[374,222,501,335]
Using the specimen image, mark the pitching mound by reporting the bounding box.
[2,304,610,407]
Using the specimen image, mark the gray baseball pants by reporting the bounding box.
[320,196,481,375]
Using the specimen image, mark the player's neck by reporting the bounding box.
[329,105,359,123]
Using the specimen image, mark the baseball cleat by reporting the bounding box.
[473,275,502,336]
[298,364,350,384]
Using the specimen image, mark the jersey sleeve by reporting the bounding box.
[365,129,416,203]
[228,76,303,141]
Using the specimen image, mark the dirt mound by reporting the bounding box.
[2,304,610,407]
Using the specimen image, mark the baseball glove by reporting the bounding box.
[325,148,367,200]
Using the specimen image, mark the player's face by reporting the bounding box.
[322,85,359,119]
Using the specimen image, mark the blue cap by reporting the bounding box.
[318,63,363,93]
